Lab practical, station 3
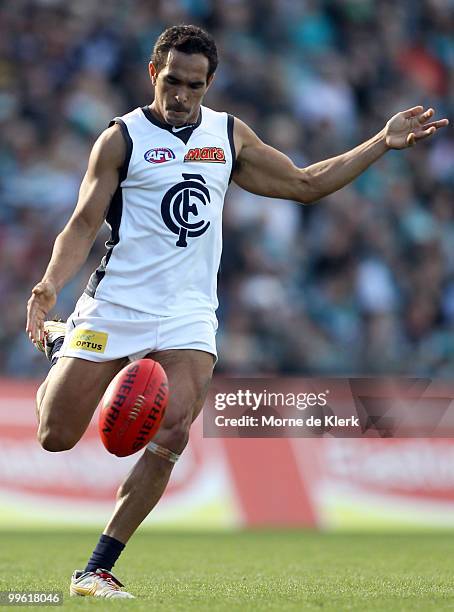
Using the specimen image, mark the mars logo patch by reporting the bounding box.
[70,329,108,353]
[184,147,226,163]
[144,148,175,164]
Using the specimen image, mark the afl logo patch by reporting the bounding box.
[144,148,175,164]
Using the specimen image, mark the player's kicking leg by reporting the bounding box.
[36,328,214,599]
[71,349,214,598]
[35,326,135,598]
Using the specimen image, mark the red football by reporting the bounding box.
[99,359,168,457]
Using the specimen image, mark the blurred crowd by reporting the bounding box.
[1,0,454,377]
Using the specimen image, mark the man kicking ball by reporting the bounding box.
[26,24,448,598]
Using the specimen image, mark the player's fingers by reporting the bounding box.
[403,106,424,119]
[26,292,39,323]
[32,314,45,344]
[406,132,416,147]
[37,323,44,344]
[422,118,449,129]
[415,126,436,140]
[26,315,39,343]
[27,319,38,344]
[26,299,36,336]
[26,297,44,342]
[417,108,434,124]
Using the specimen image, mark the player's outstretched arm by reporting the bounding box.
[26,124,126,346]
[232,106,449,204]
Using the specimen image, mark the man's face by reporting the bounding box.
[149,50,213,126]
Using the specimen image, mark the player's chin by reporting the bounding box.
[165,109,190,126]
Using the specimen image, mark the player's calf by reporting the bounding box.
[148,407,193,455]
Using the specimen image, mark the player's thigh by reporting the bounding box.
[147,349,215,449]
[38,355,128,447]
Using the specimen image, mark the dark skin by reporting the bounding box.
[148,49,214,126]
[24,49,449,547]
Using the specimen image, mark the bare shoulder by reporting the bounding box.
[228,114,305,200]
[232,116,261,156]
[89,123,126,173]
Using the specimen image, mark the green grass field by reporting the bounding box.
[1,530,454,611]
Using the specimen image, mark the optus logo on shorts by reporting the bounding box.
[144,148,175,164]
[70,329,108,353]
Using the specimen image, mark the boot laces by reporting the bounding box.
[96,571,122,590]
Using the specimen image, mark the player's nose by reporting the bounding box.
[175,90,188,105]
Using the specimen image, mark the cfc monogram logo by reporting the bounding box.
[161,173,211,247]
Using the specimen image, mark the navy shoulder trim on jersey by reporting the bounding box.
[109,118,133,182]
[85,181,123,298]
[85,118,129,298]
[85,121,127,298]
[227,114,236,184]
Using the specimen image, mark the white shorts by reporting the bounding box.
[60,293,217,363]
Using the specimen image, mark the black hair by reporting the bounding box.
[151,25,218,80]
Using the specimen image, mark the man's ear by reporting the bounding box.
[148,62,158,86]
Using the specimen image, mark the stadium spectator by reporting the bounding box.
[1,0,453,376]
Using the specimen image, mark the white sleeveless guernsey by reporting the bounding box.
[85,105,235,319]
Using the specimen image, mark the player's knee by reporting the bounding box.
[156,414,192,454]
[38,424,77,452]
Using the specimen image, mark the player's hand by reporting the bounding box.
[26,280,57,347]
[385,106,449,149]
